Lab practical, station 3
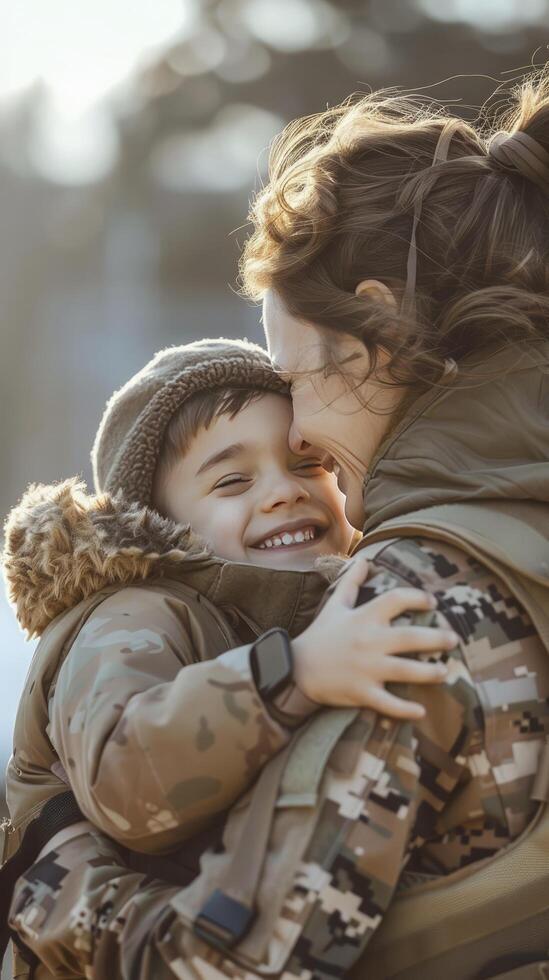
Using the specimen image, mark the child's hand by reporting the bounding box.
[292,556,458,720]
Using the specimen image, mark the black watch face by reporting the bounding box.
[255,631,291,700]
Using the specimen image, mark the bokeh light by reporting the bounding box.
[150,103,284,191]
[0,0,189,111]
[414,0,548,30]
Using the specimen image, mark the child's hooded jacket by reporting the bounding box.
[1,337,327,872]
[2,477,326,865]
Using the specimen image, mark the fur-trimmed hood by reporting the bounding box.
[2,478,331,641]
[2,478,215,639]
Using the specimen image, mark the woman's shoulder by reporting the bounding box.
[367,534,542,665]
[366,535,487,592]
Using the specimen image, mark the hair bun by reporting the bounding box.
[487,130,549,194]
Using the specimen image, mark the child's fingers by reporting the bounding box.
[359,686,426,720]
[384,626,458,655]
[355,587,436,621]
[331,556,370,608]
[380,657,448,685]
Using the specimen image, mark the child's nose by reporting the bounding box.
[261,474,311,511]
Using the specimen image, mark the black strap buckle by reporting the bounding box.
[193,889,256,952]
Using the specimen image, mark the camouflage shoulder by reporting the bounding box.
[367,535,494,594]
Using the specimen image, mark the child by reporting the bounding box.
[2,338,452,979]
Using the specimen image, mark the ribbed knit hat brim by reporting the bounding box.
[92,338,288,506]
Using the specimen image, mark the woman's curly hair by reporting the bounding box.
[240,69,549,389]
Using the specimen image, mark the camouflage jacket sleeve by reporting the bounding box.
[325,536,549,955]
[47,583,316,855]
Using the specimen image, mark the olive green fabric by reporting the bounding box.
[363,342,549,538]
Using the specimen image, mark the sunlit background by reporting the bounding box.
[1,0,548,862]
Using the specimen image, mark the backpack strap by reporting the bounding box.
[0,790,84,969]
[192,736,295,950]
[193,708,359,952]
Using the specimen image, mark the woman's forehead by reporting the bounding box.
[262,290,325,374]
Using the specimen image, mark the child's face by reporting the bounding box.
[161,393,355,570]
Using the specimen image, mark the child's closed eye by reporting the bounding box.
[213,474,252,491]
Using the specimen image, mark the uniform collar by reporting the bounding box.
[362,342,549,533]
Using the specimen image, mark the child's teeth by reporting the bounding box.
[258,526,320,549]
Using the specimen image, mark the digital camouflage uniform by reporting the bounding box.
[5,343,549,979]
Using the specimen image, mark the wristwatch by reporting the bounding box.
[250,628,293,701]
[250,628,319,728]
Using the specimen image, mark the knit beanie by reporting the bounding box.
[92,337,288,506]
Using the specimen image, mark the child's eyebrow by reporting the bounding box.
[195,442,247,477]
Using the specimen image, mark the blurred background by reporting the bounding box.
[1,0,549,854]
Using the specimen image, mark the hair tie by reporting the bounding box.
[488,130,549,195]
[402,119,462,318]
[401,127,549,320]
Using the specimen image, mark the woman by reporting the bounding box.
[237,71,549,976]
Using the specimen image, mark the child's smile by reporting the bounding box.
[253,521,323,551]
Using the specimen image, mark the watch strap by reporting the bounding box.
[268,679,320,729]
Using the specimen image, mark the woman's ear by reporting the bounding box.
[355,279,398,312]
